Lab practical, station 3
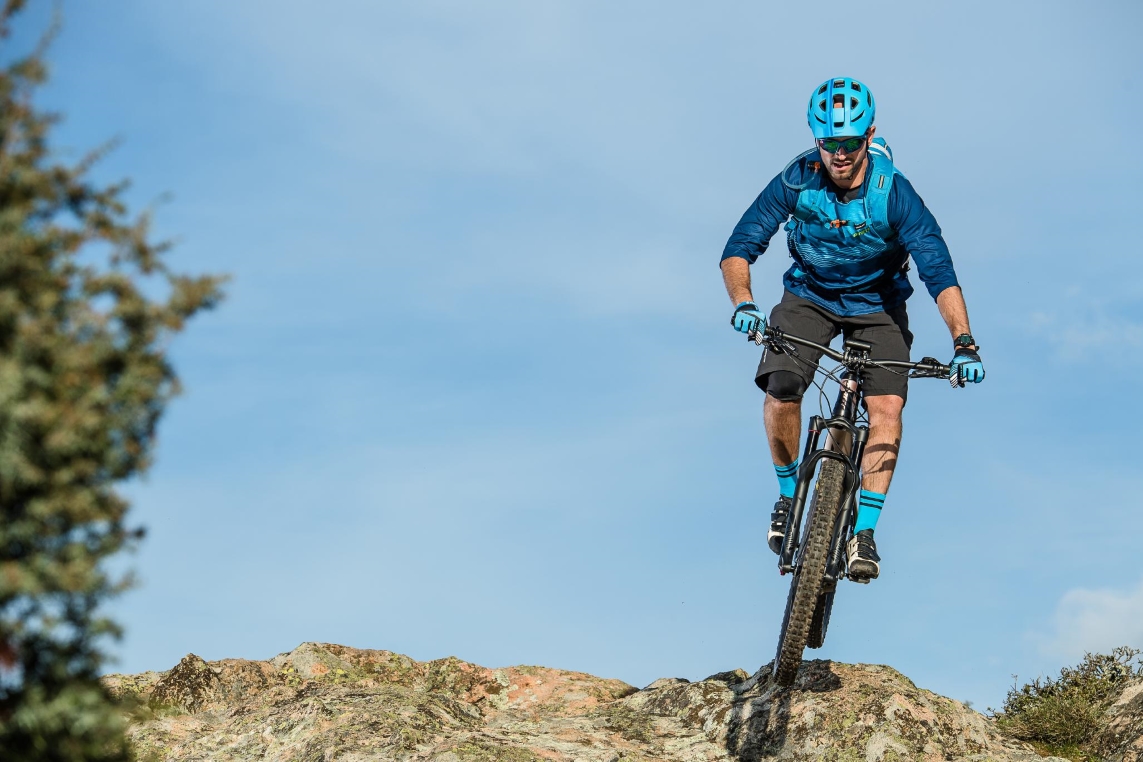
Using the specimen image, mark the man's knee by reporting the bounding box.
[763,371,809,402]
[863,394,905,423]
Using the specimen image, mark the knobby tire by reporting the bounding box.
[806,589,834,649]
[773,458,846,686]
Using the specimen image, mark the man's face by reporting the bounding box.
[818,126,875,187]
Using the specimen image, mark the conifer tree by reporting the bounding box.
[0,2,225,757]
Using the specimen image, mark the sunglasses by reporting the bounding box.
[817,136,867,154]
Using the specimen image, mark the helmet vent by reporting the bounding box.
[833,79,845,87]
[851,82,862,92]
[818,84,828,95]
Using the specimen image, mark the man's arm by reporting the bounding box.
[720,170,798,285]
[935,286,976,348]
[721,257,754,306]
[886,176,959,301]
[887,176,983,378]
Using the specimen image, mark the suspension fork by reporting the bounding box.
[825,424,868,583]
[823,375,868,582]
[778,376,868,576]
[777,415,826,574]
[777,423,866,574]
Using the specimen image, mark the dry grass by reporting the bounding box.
[993,646,1142,760]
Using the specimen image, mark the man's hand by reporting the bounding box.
[949,348,985,387]
[732,301,767,335]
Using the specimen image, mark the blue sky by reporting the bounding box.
[9,0,1143,711]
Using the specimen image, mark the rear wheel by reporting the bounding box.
[806,589,835,649]
[773,458,846,686]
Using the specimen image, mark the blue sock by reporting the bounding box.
[853,490,885,534]
[774,459,799,498]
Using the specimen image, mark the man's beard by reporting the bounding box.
[827,156,863,185]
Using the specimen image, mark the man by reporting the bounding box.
[720,77,984,580]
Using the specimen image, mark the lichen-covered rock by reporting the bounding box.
[623,660,1067,762]
[102,668,163,702]
[1093,678,1143,762]
[149,653,223,713]
[103,643,1065,761]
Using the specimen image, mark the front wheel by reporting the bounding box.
[773,458,846,686]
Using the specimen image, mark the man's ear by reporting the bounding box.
[867,125,877,141]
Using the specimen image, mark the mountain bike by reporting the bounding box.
[747,324,954,687]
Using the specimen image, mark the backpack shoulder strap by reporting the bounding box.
[865,137,896,238]
[782,149,825,223]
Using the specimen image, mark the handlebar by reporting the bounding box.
[750,325,954,382]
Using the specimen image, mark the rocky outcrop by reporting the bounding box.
[103,642,1069,761]
[148,653,224,713]
[1094,678,1143,762]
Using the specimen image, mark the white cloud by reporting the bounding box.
[1026,298,1143,364]
[1039,577,1143,662]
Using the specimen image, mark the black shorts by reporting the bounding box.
[756,291,914,401]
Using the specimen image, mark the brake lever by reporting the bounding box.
[749,328,798,356]
[925,357,965,389]
[908,356,950,380]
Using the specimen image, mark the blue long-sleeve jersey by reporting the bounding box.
[721,156,959,316]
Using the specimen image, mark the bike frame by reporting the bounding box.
[760,328,950,584]
[754,325,952,682]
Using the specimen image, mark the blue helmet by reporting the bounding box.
[807,78,875,138]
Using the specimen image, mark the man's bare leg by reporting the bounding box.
[764,394,802,466]
[846,393,904,579]
[860,394,904,494]
[763,392,803,552]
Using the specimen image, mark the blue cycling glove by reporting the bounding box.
[949,348,985,387]
[731,301,767,335]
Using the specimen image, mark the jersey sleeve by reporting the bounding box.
[888,174,959,299]
[720,172,798,265]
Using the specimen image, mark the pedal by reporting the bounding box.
[847,574,872,585]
